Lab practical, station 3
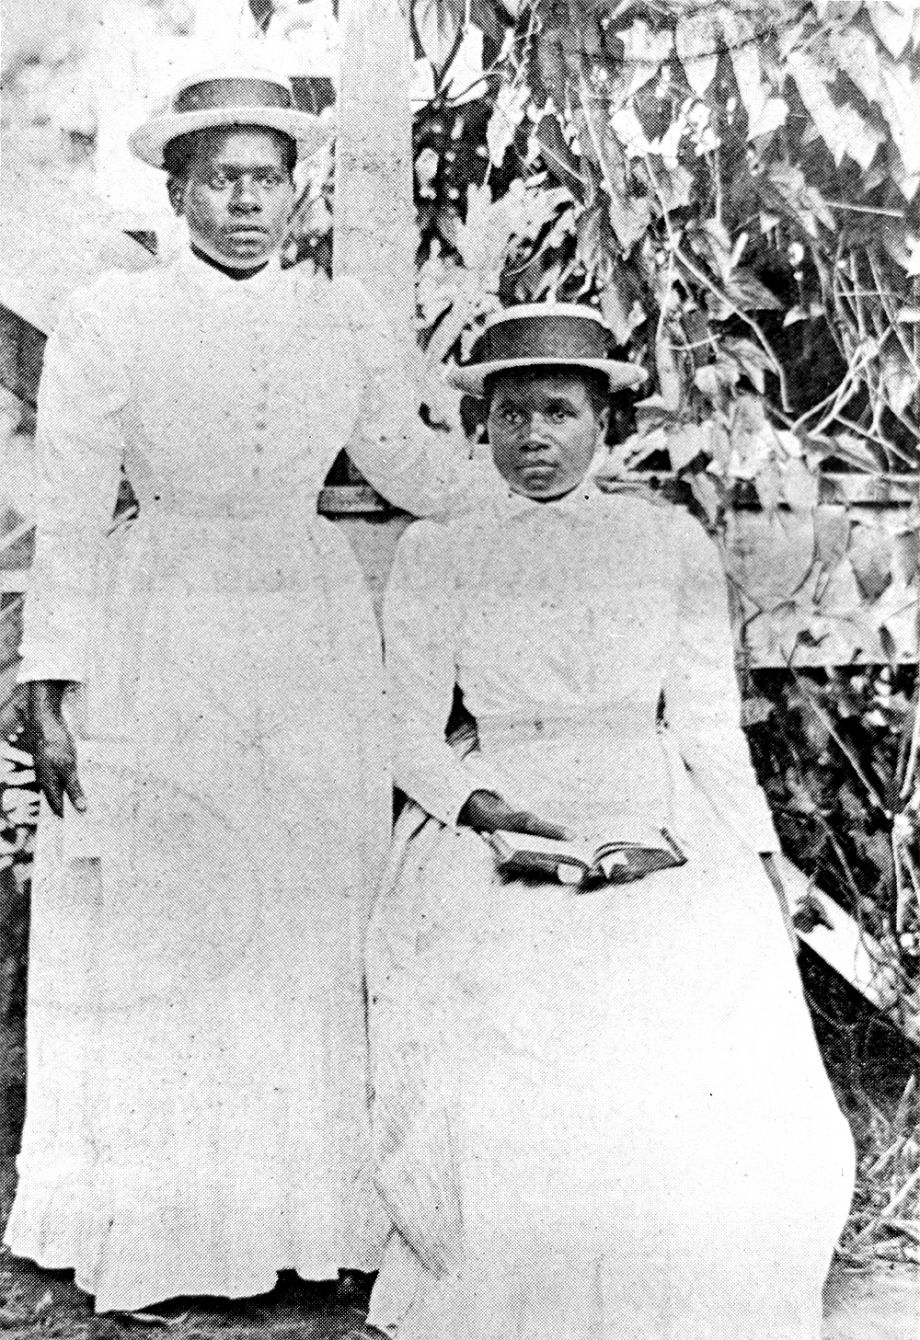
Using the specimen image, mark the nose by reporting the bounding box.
[230,176,261,212]
[520,412,555,450]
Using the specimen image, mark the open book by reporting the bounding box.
[487,827,687,888]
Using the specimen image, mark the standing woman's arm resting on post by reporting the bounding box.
[19,280,128,815]
[339,278,490,518]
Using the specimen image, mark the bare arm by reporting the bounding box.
[28,682,85,818]
[458,789,569,840]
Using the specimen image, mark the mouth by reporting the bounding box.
[226,226,268,239]
[518,462,558,480]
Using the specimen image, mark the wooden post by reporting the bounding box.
[333,0,416,366]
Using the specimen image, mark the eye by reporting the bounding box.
[499,406,524,426]
[549,406,573,422]
[206,170,232,190]
[254,170,287,190]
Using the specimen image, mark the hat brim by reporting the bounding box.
[129,107,330,169]
[446,356,647,398]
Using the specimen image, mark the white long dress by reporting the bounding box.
[5,247,473,1313]
[366,481,856,1340]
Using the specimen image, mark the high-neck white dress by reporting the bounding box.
[367,480,856,1340]
[5,248,472,1313]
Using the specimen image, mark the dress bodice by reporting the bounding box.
[451,492,680,837]
[454,491,678,727]
[19,249,481,684]
[125,253,365,508]
[383,484,779,854]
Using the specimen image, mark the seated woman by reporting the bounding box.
[365,304,856,1340]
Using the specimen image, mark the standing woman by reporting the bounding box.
[5,69,471,1313]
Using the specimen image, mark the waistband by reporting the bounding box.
[475,704,654,749]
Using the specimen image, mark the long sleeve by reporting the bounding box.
[339,276,489,518]
[18,282,128,684]
[662,512,779,854]
[384,521,506,826]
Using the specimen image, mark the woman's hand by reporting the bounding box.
[28,681,85,819]
[458,789,570,840]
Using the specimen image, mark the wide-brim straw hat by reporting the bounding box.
[447,302,646,397]
[129,67,329,169]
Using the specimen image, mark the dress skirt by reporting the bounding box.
[366,772,856,1340]
[5,501,390,1311]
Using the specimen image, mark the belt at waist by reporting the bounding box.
[136,482,317,522]
[475,704,655,749]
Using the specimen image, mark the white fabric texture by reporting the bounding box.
[366,487,856,1340]
[6,248,477,1313]
[383,481,779,851]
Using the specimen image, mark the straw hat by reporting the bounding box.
[128,67,330,169]
[447,302,646,398]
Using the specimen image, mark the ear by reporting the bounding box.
[166,175,186,217]
[595,404,610,444]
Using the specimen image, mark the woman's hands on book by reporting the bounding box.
[28,681,85,818]
[458,789,570,840]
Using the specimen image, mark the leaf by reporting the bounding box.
[610,105,651,158]
[721,10,789,141]
[615,20,674,98]
[485,81,529,166]
[654,334,683,411]
[832,431,883,472]
[880,351,919,415]
[689,471,721,526]
[607,190,651,252]
[780,457,819,514]
[870,0,914,59]
[724,268,783,311]
[849,526,894,602]
[600,279,645,346]
[787,48,884,172]
[651,161,694,213]
[879,622,898,667]
[675,11,719,97]
[722,336,774,392]
[535,114,590,201]
[895,525,920,579]
[879,57,920,180]
[755,457,783,515]
[414,0,465,73]
[694,360,739,403]
[666,422,709,470]
[600,428,667,479]
[814,504,851,571]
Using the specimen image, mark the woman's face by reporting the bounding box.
[486,371,609,502]
[169,127,296,269]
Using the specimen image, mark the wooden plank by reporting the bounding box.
[317,484,392,516]
[782,860,919,1046]
[334,0,415,361]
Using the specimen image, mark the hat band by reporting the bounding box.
[174,78,293,114]
[483,314,609,364]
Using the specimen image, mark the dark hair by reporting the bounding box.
[163,125,297,181]
[483,364,611,420]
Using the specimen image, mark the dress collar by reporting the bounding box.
[174,242,285,299]
[487,452,609,520]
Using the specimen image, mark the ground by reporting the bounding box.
[0,1155,916,1340]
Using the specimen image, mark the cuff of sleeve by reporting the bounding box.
[17,660,85,685]
[404,754,510,830]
